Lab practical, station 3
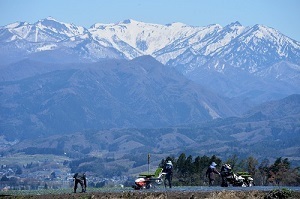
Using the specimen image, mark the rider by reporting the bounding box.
[73,172,87,193]
[206,162,220,186]
[220,164,232,187]
[163,160,173,188]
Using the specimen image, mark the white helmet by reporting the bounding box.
[224,164,231,170]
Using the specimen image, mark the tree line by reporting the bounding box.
[159,153,300,186]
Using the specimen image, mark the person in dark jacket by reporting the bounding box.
[220,164,232,187]
[206,162,220,186]
[73,172,87,193]
[163,160,173,188]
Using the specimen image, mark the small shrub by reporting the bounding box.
[264,188,293,199]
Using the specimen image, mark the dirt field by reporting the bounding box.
[1,190,300,199]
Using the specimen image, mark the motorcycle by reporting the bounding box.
[221,164,254,187]
[132,168,165,190]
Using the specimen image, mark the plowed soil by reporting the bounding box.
[1,190,300,199]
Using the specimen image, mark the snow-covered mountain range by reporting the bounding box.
[1,17,300,103]
[2,17,299,67]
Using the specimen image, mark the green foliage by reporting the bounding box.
[264,188,293,199]
[267,157,296,185]
[247,156,258,176]
[159,153,222,186]
[271,157,291,173]
[160,154,300,186]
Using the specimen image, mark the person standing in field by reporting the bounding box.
[206,162,220,186]
[163,160,173,188]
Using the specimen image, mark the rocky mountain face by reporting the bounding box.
[1,17,300,104]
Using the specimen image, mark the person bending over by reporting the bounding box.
[73,172,87,193]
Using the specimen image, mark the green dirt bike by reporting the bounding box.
[132,168,165,190]
[221,164,254,187]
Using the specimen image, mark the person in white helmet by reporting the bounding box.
[163,160,173,188]
[220,164,232,187]
[206,162,220,186]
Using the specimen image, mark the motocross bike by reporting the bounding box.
[221,164,254,187]
[132,168,165,190]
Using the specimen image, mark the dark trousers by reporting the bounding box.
[208,177,215,186]
[74,179,85,193]
[164,173,172,188]
[221,176,228,187]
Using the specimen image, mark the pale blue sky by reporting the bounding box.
[1,0,299,41]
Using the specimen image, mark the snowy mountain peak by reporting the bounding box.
[91,19,151,30]
[0,17,88,43]
[44,16,58,22]
[166,22,188,27]
[5,21,26,29]
[207,23,223,29]
[1,18,299,74]
[232,21,242,26]
[120,19,138,24]
[226,21,242,28]
[36,17,70,28]
[244,24,286,42]
[36,16,60,26]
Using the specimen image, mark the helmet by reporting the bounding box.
[224,164,231,170]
